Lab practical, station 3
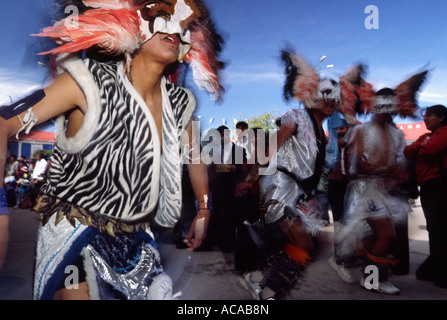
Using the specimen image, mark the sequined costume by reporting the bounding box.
[335,118,411,263]
[259,108,327,233]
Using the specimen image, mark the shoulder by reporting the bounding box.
[435,126,447,136]
[278,109,304,130]
[390,124,405,137]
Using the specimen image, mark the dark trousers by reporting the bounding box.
[390,216,410,275]
[327,179,348,222]
[328,179,348,263]
[419,177,447,286]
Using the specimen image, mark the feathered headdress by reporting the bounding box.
[339,64,375,124]
[280,50,371,123]
[281,50,319,108]
[32,0,224,100]
[393,70,428,118]
[366,69,429,118]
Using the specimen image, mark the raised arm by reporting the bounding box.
[0,71,85,269]
[0,72,86,185]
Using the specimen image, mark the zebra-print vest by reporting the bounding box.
[39,55,196,227]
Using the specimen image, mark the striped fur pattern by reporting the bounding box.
[40,56,195,225]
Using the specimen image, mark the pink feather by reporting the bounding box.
[32,7,143,56]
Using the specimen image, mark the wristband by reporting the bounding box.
[0,89,45,120]
[195,194,213,212]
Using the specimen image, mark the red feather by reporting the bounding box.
[282,52,319,108]
[338,65,374,123]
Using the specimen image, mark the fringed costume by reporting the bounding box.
[334,69,428,293]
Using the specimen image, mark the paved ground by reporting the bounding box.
[0,199,446,300]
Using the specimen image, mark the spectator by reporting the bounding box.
[235,121,252,159]
[206,125,247,252]
[4,155,19,180]
[404,104,447,289]
[32,153,48,184]
[327,120,355,283]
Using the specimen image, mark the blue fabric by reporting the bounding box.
[0,188,9,215]
[325,112,345,170]
[39,226,99,300]
[38,227,157,300]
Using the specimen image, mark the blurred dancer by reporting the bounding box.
[239,50,366,300]
[335,70,428,294]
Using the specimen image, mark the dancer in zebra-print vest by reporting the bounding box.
[0,0,224,300]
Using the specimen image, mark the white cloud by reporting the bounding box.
[0,67,43,105]
[226,70,283,84]
[223,62,283,85]
[363,65,447,106]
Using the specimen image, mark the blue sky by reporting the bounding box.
[1,0,447,132]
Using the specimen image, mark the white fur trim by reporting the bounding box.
[55,55,101,153]
[82,246,100,300]
[147,273,177,300]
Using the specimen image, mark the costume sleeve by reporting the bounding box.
[418,127,447,158]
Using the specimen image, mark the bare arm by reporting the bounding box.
[183,120,211,251]
[0,72,84,269]
[0,72,85,185]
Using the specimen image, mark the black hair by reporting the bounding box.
[426,105,447,126]
[216,125,229,134]
[338,118,349,128]
[375,87,395,96]
[235,121,248,130]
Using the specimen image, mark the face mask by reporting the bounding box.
[137,0,200,61]
[317,78,341,105]
[372,95,398,115]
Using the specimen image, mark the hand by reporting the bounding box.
[235,181,251,197]
[183,210,210,251]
